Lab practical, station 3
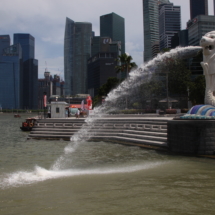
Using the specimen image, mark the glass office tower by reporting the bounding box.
[14,34,35,62]
[143,0,170,62]
[188,15,215,46]
[100,12,125,54]
[0,35,10,61]
[159,3,181,51]
[13,33,38,109]
[0,44,22,109]
[190,0,208,20]
[64,17,92,96]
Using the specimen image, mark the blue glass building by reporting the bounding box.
[64,17,92,96]
[0,35,10,61]
[14,34,34,61]
[0,44,23,109]
[13,34,38,109]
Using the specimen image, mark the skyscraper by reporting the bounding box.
[143,0,170,62]
[64,17,92,96]
[88,37,121,97]
[0,35,10,61]
[190,0,208,20]
[13,34,38,109]
[100,12,125,54]
[0,44,22,109]
[14,34,34,61]
[214,0,215,16]
[159,3,181,50]
[187,15,215,46]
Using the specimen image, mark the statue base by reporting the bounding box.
[168,119,215,155]
[180,105,215,119]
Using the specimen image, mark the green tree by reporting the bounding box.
[98,77,120,96]
[158,57,191,95]
[189,75,205,105]
[115,53,137,79]
[93,77,120,107]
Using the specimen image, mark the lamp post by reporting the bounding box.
[166,72,169,109]
[125,63,128,109]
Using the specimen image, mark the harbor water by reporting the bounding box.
[0,114,215,215]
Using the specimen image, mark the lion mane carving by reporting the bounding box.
[200,31,215,105]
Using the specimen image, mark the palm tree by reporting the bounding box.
[115,53,137,79]
[115,53,137,109]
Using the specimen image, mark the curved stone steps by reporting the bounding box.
[90,136,167,148]
[123,129,167,137]
[28,118,169,150]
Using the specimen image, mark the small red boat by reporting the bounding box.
[20,118,37,131]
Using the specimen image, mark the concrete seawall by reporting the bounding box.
[28,116,173,151]
[168,119,215,155]
[27,115,215,156]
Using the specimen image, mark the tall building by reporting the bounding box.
[64,17,92,96]
[159,3,181,51]
[0,35,10,61]
[143,0,170,62]
[190,0,208,20]
[87,38,121,97]
[0,44,23,109]
[14,33,38,109]
[91,36,120,57]
[214,0,215,16]
[100,12,125,54]
[87,52,119,97]
[14,34,34,61]
[187,15,215,46]
[38,71,64,109]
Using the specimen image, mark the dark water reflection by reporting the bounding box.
[0,114,215,215]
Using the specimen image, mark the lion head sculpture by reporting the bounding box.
[200,31,215,57]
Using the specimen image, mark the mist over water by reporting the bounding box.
[0,46,203,190]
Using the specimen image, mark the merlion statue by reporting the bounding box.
[200,31,215,105]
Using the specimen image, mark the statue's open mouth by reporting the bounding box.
[205,45,213,51]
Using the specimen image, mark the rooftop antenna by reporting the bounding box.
[45,61,48,72]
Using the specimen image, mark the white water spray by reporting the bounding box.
[0,46,202,189]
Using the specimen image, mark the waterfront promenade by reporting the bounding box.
[28,114,176,151]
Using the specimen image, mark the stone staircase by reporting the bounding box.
[28,117,169,150]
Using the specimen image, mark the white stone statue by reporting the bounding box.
[200,31,215,105]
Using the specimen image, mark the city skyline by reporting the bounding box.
[1,0,214,78]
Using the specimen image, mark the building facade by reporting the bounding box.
[87,52,119,97]
[38,71,64,109]
[13,33,38,109]
[143,0,170,62]
[100,12,125,54]
[0,44,23,109]
[0,35,10,61]
[14,34,35,61]
[187,15,215,46]
[190,0,208,20]
[87,37,121,97]
[64,17,92,96]
[159,3,181,51]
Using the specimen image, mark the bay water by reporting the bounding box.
[0,113,215,215]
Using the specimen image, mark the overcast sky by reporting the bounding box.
[1,0,214,78]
